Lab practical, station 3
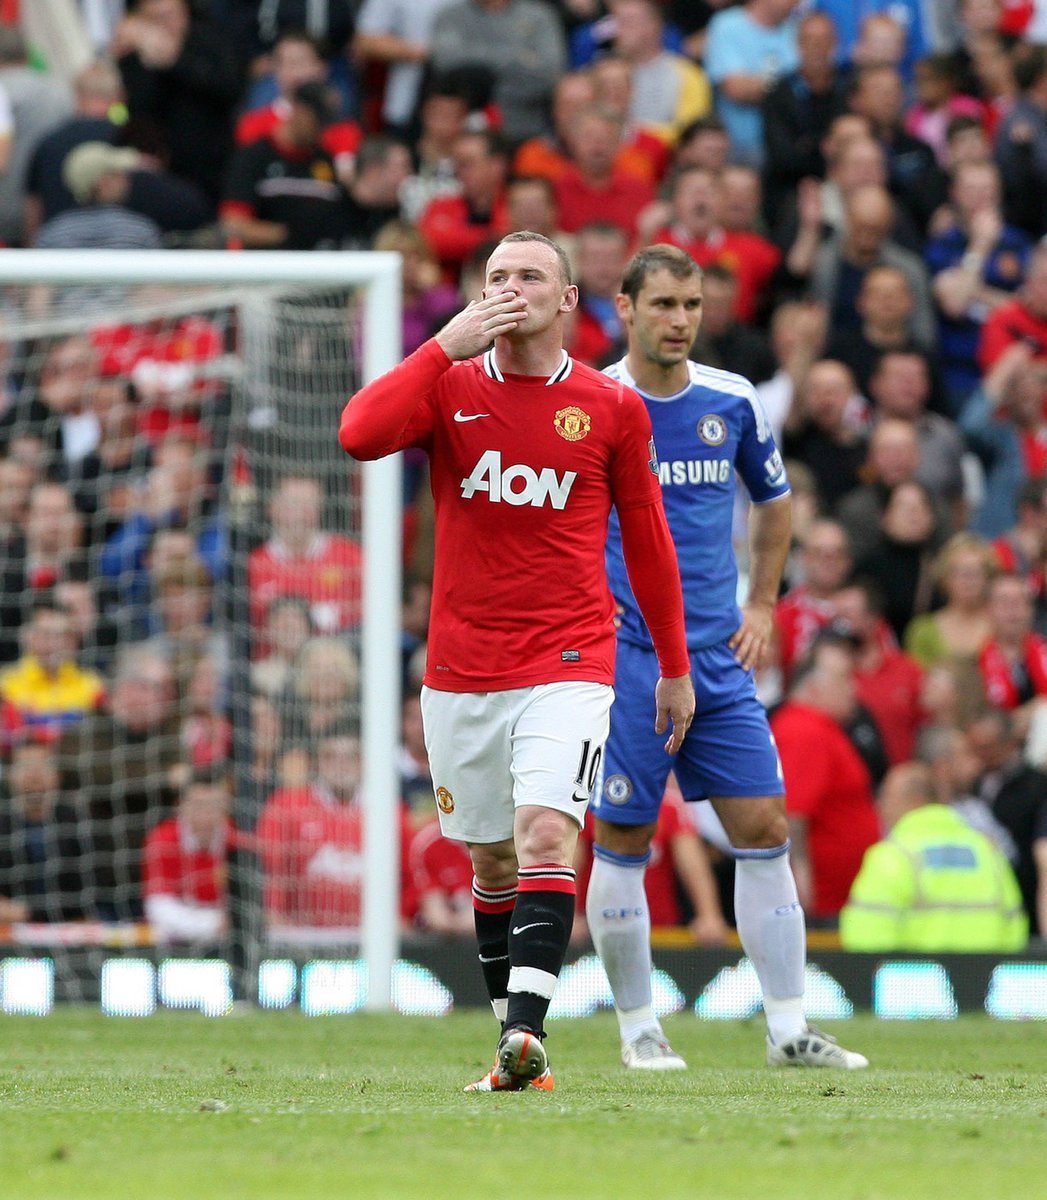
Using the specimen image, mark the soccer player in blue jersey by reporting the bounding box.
[588,244,868,1071]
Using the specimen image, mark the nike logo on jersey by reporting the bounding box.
[512,922,554,936]
[453,409,490,422]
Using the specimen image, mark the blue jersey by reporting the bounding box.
[604,358,790,651]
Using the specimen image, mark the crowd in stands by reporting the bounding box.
[1,0,1047,956]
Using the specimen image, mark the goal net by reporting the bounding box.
[0,250,405,1013]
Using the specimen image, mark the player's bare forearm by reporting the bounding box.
[655,673,695,755]
[730,492,791,671]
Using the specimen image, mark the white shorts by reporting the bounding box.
[420,681,613,844]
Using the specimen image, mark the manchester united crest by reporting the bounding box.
[554,405,591,441]
[436,786,455,814]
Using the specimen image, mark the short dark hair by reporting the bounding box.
[620,244,702,302]
[493,230,573,288]
[507,174,556,203]
[274,28,329,60]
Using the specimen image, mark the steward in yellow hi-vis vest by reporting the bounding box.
[840,764,1028,953]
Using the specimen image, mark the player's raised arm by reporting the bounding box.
[338,337,450,461]
[338,294,533,460]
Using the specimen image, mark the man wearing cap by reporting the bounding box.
[220,81,353,251]
[33,141,162,251]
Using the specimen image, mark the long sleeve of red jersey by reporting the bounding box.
[619,501,690,678]
[339,339,452,459]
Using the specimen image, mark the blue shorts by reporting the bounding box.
[591,639,785,827]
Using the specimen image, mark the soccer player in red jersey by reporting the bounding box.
[340,231,694,1092]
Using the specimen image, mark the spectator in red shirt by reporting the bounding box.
[235,29,361,185]
[979,242,1047,372]
[771,638,881,920]
[552,104,655,240]
[774,517,853,684]
[567,222,630,368]
[417,129,510,279]
[833,578,925,765]
[143,766,236,943]
[978,572,1047,721]
[651,166,781,322]
[257,729,411,933]
[248,475,363,637]
[405,816,474,935]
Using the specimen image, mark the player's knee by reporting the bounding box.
[715,796,788,850]
[593,818,656,858]
[468,839,517,890]
[514,807,576,866]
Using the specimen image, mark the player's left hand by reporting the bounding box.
[729,601,774,672]
[655,673,695,755]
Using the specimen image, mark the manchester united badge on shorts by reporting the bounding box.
[436,786,454,814]
[554,405,591,441]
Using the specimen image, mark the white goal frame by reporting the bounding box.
[0,249,404,1010]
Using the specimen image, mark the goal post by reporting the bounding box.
[0,249,404,1011]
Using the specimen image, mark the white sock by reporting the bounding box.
[586,845,658,1039]
[734,844,807,1045]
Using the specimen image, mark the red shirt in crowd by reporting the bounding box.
[340,340,689,691]
[651,226,780,322]
[91,317,224,446]
[978,298,1047,373]
[404,818,473,925]
[417,193,510,277]
[143,816,237,906]
[248,533,363,634]
[771,701,880,918]
[553,168,654,239]
[978,634,1047,709]
[853,624,925,765]
[235,99,362,172]
[256,785,412,928]
[774,585,835,683]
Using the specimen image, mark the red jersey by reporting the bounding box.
[978,298,1047,373]
[91,317,224,445]
[854,637,924,765]
[771,702,880,918]
[235,99,362,169]
[256,785,412,927]
[553,168,654,238]
[248,533,363,634]
[405,819,473,923]
[774,585,835,681]
[653,226,780,323]
[143,816,235,905]
[417,193,510,275]
[340,340,689,691]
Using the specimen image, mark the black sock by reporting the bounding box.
[505,864,576,1037]
[472,877,515,1023]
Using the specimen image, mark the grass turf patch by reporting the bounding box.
[1,1010,1045,1199]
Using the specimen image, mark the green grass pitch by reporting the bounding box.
[1,1010,1045,1199]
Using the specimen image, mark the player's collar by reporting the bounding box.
[613,356,700,401]
[482,347,573,385]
